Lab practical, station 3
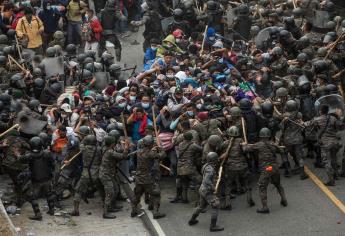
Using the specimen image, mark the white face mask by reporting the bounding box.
[176,38,181,43]
[37,106,42,113]
[209,37,215,41]
[130,95,136,101]
[118,102,127,108]
[151,46,157,51]
[196,104,203,109]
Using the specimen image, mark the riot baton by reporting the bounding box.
[241,117,248,144]
[60,151,82,170]
[0,124,20,139]
[200,25,209,55]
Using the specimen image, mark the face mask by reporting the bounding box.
[196,104,203,110]
[187,111,194,117]
[141,102,150,109]
[166,44,173,49]
[151,46,157,51]
[118,102,126,108]
[176,39,181,43]
[209,37,215,41]
[166,74,174,78]
[37,106,42,113]
[129,95,136,101]
[47,6,51,10]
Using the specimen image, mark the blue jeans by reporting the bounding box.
[67,21,82,45]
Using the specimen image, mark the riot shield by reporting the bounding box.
[226,7,236,28]
[315,94,345,116]
[40,56,65,79]
[254,27,273,50]
[94,72,110,91]
[312,10,331,33]
[16,110,47,135]
[161,16,174,34]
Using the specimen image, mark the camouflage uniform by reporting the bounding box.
[177,139,203,202]
[131,146,166,218]
[99,147,128,212]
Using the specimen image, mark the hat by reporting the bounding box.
[212,40,224,48]
[172,29,183,38]
[175,87,183,94]
[207,27,216,37]
[60,103,72,113]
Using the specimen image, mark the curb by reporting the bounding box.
[0,199,17,236]
[122,183,166,236]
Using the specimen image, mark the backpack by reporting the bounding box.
[81,22,93,42]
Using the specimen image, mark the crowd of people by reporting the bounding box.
[1,0,345,233]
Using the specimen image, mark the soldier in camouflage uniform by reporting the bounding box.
[0,55,9,84]
[220,126,255,210]
[279,100,308,180]
[174,131,202,204]
[99,135,129,219]
[270,47,288,77]
[70,134,102,216]
[242,128,288,214]
[131,135,166,219]
[188,152,224,232]
[202,135,222,163]
[304,105,345,186]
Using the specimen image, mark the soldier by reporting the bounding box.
[69,134,102,216]
[174,131,202,204]
[232,4,252,41]
[48,31,65,48]
[131,135,166,219]
[304,105,345,186]
[188,152,224,232]
[270,46,288,77]
[99,135,129,219]
[280,100,308,179]
[221,126,255,210]
[15,137,55,220]
[242,128,288,214]
[202,134,222,163]
[0,55,9,84]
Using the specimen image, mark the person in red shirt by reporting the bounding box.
[83,8,102,55]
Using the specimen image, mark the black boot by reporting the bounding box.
[153,203,166,219]
[209,214,224,232]
[70,201,80,216]
[257,196,270,214]
[246,188,255,207]
[283,161,291,177]
[170,187,183,203]
[340,159,345,177]
[277,186,288,207]
[188,214,199,226]
[325,172,335,186]
[103,205,116,219]
[181,188,189,204]
[47,201,55,216]
[29,204,42,221]
[300,167,308,180]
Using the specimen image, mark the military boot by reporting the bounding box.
[103,205,116,219]
[70,200,80,216]
[300,166,308,180]
[283,161,291,177]
[29,204,42,221]
[340,159,345,177]
[47,201,55,216]
[115,48,121,62]
[277,186,288,207]
[257,193,270,214]
[188,213,199,226]
[325,172,335,186]
[170,187,183,203]
[246,188,255,207]
[181,188,189,204]
[153,203,166,219]
[209,214,224,232]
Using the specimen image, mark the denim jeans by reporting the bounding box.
[67,21,82,45]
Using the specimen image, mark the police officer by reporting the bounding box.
[188,152,224,232]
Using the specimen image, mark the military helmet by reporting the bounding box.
[54,30,64,39]
[77,53,87,63]
[142,135,154,146]
[30,136,43,153]
[28,99,40,110]
[285,100,298,112]
[79,126,91,136]
[6,29,16,39]
[104,135,116,147]
[3,45,14,55]
[325,84,338,94]
[50,82,62,94]
[272,80,284,90]
[259,128,271,138]
[207,1,217,10]
[83,134,97,145]
[279,30,290,40]
[183,131,194,141]
[109,64,121,76]
[250,25,260,37]
[207,135,222,148]
[292,7,303,17]
[101,51,114,63]
[80,69,93,80]
[173,8,184,17]
[276,87,288,98]
[316,47,327,57]
[0,55,7,66]
[297,75,310,87]
[106,123,118,132]
[0,34,8,44]
[10,73,26,89]
[108,130,121,140]
[342,19,345,28]
[230,106,241,117]
[85,50,96,60]
[46,47,56,57]
[84,57,94,65]
[66,44,77,55]
[33,67,42,77]
[38,132,49,146]
[313,60,329,74]
[0,93,11,105]
[237,4,249,15]
[298,36,310,48]
[206,152,218,163]
[261,101,273,116]
[53,45,63,56]
[326,21,336,30]
[271,47,283,56]
[34,78,45,88]
[228,126,240,137]
[239,98,252,111]
[296,53,308,63]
